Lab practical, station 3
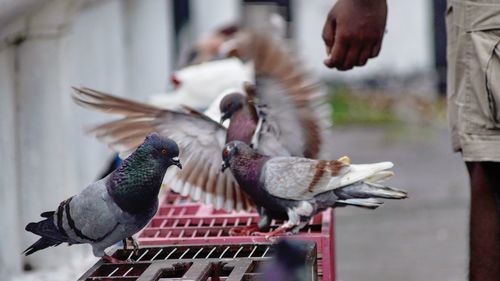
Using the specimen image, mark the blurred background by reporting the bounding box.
[0,0,468,280]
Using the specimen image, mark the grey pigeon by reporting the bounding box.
[71,32,332,213]
[23,133,181,262]
[221,141,408,238]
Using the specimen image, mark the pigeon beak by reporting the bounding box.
[220,160,228,172]
[171,157,182,169]
[220,112,230,124]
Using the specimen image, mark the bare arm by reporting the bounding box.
[322,0,387,71]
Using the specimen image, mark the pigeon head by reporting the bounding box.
[219,93,247,124]
[141,133,182,169]
[221,140,253,172]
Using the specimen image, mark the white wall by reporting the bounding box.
[123,0,173,96]
[0,0,173,278]
[292,0,434,80]
[190,0,240,38]
[0,45,21,281]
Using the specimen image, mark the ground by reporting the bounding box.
[332,125,468,281]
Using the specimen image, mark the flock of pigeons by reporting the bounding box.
[22,28,408,265]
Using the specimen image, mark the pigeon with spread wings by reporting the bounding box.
[73,32,332,215]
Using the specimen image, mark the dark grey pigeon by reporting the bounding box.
[258,239,312,281]
[23,133,181,263]
[221,141,407,238]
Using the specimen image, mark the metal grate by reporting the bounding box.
[78,242,317,281]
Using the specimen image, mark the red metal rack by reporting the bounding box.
[136,192,335,281]
[78,242,318,281]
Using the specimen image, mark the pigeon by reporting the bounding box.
[258,239,312,281]
[72,31,332,213]
[221,141,408,238]
[23,133,181,262]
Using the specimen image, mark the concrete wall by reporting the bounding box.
[0,0,172,278]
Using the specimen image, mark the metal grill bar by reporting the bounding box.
[126,251,135,261]
[164,247,177,259]
[248,246,258,258]
[206,247,217,259]
[261,246,270,258]
[123,267,133,276]
[136,249,149,261]
[107,267,119,277]
[232,246,244,258]
[179,248,190,259]
[150,248,163,261]
[192,247,204,259]
[219,246,230,259]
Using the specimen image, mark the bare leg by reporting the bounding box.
[252,211,299,239]
[252,224,293,240]
[466,162,500,281]
[290,220,309,234]
[229,210,271,236]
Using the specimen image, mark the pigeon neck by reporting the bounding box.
[226,106,258,144]
[231,153,270,196]
[107,149,167,214]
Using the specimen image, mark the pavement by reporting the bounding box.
[331,124,469,281]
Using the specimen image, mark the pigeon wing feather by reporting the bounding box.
[73,87,253,211]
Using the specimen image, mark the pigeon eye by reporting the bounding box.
[223,148,230,158]
[161,149,168,155]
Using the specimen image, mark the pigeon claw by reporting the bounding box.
[251,226,292,240]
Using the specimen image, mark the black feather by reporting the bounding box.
[25,215,68,246]
[23,237,60,256]
[40,211,55,218]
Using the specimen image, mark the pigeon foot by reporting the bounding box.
[252,225,293,240]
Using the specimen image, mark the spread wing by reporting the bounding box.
[235,32,333,159]
[184,30,333,158]
[73,87,253,211]
[261,156,394,201]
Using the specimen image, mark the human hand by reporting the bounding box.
[322,0,387,70]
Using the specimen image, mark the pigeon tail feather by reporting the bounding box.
[25,216,68,246]
[339,162,394,187]
[336,181,407,203]
[336,198,384,209]
[23,237,60,256]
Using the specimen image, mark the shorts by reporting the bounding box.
[447,0,500,161]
